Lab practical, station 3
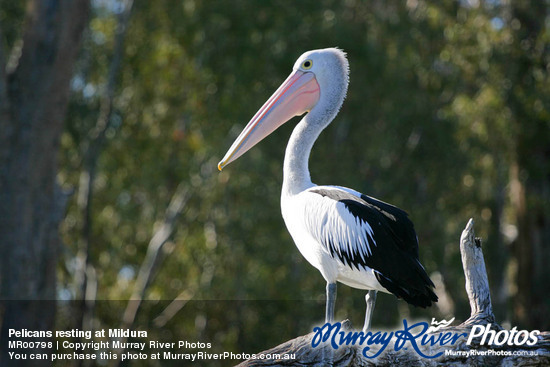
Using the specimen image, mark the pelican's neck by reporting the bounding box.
[282,104,340,196]
[282,116,319,195]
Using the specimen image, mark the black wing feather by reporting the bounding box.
[310,188,437,308]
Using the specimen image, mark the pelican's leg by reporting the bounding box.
[325,282,337,323]
[363,290,377,331]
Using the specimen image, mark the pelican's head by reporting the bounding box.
[218,48,349,171]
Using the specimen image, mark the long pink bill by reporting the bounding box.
[218,70,320,171]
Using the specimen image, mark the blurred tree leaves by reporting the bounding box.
[35,0,549,361]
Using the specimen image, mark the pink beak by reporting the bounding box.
[218,70,320,170]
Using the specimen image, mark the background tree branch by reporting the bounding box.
[71,2,134,366]
[110,182,190,367]
[72,0,133,347]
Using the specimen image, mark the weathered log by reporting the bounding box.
[236,219,550,366]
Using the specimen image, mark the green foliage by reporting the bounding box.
[0,0,25,50]
[48,0,550,360]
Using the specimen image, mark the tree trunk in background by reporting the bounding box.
[0,1,89,366]
[508,0,550,330]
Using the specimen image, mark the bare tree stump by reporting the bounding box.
[236,219,550,366]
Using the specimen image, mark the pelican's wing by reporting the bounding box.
[302,186,437,307]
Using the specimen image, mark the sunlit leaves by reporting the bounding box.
[51,0,550,355]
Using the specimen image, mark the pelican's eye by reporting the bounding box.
[301,59,313,70]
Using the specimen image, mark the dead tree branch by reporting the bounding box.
[459,218,495,326]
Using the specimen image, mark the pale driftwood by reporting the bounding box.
[459,218,495,327]
[237,219,550,366]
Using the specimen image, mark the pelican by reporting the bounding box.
[218,48,437,330]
